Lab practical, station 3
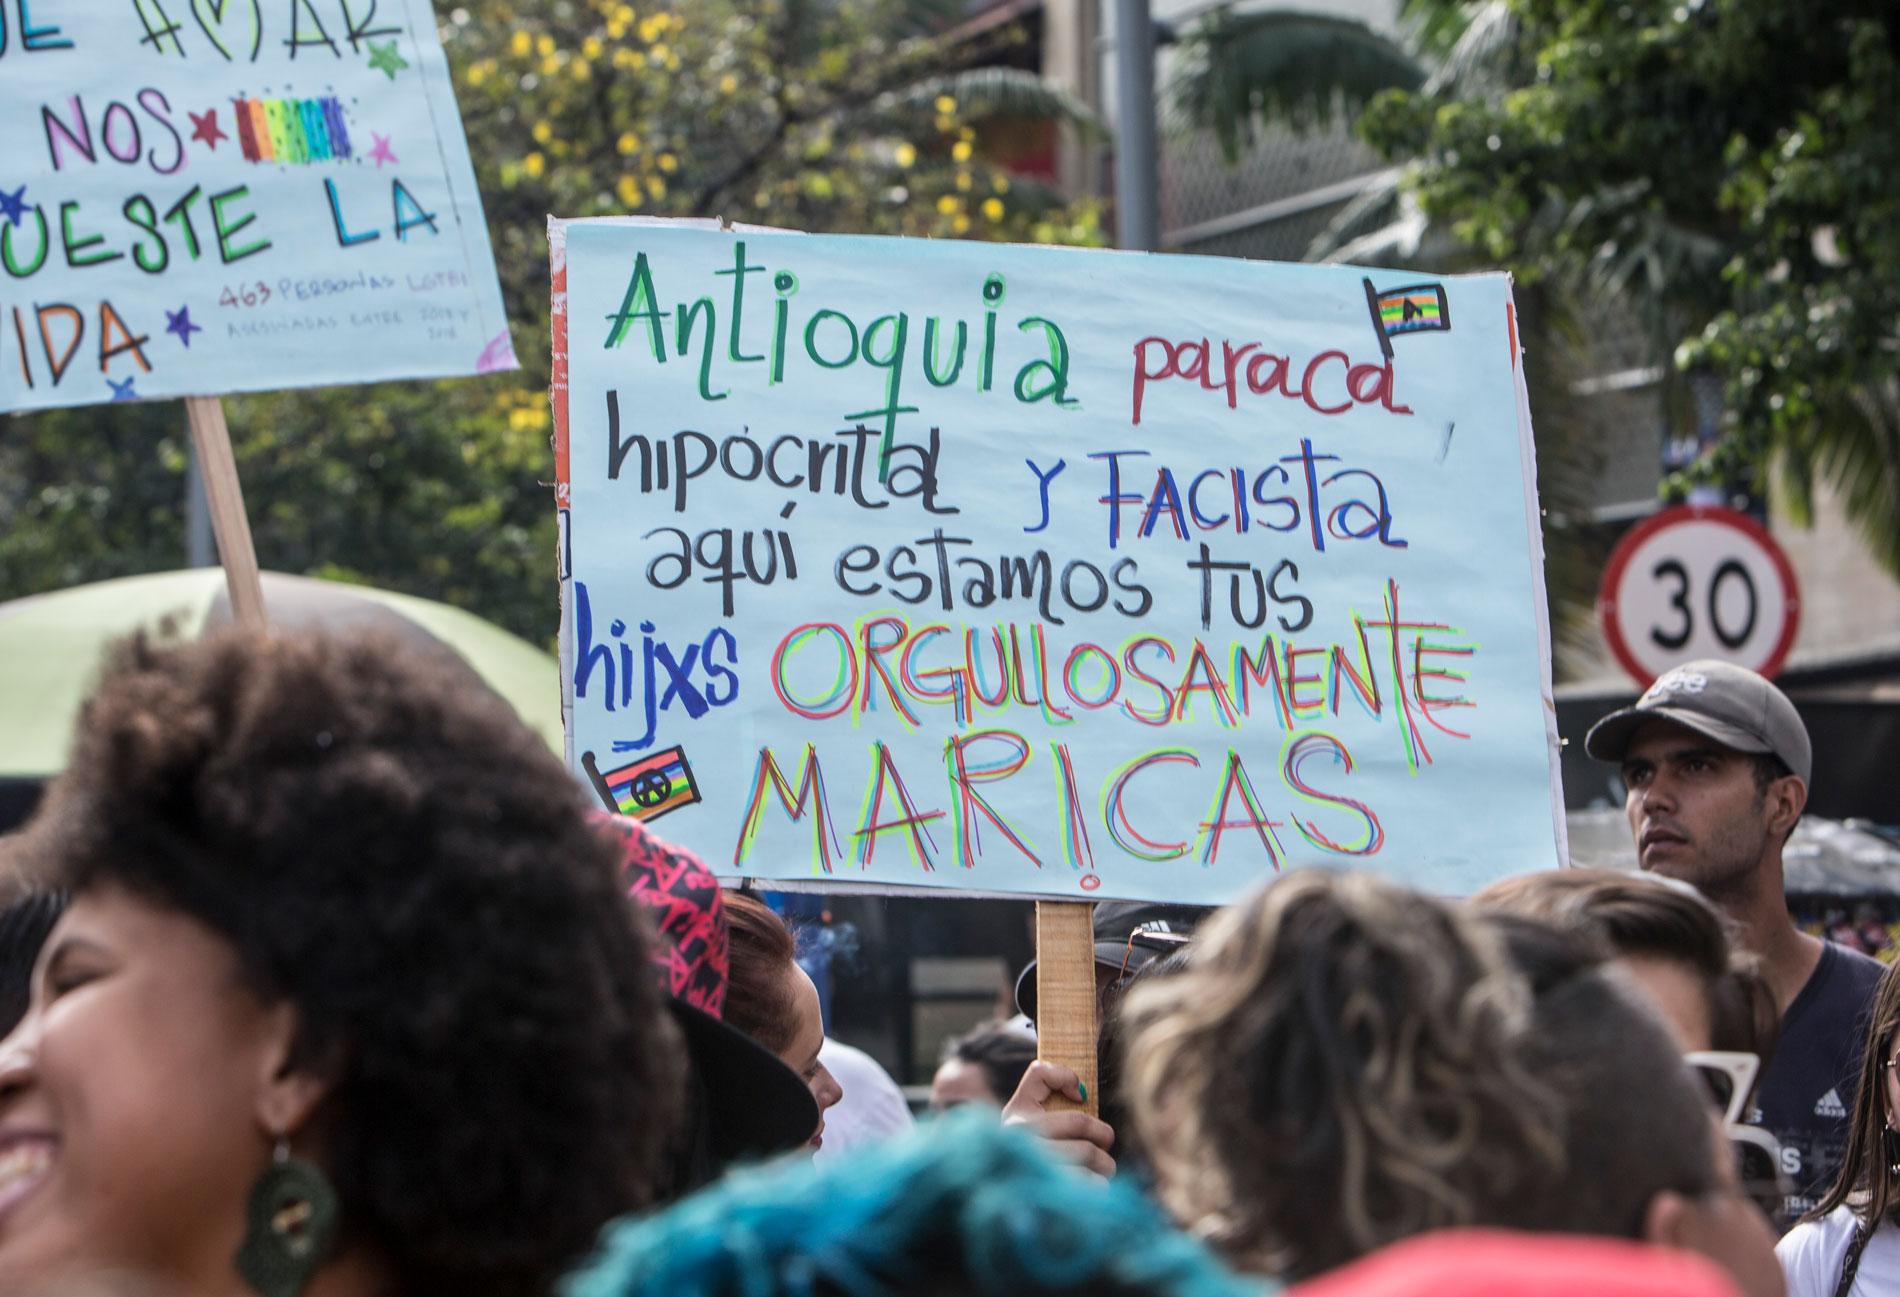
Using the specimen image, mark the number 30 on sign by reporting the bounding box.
[1597,505,1801,687]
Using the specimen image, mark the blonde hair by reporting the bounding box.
[1121,871,1564,1281]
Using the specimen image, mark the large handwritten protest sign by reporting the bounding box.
[0,0,514,414]
[554,219,1564,903]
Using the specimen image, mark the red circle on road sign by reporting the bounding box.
[1598,505,1801,687]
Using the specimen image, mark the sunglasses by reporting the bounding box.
[1686,1050,1759,1127]
[1686,1051,1790,1222]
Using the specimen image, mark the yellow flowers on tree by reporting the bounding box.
[450,0,1101,290]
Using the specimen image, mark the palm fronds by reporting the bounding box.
[1421,0,1519,96]
[865,65,1104,134]
[1173,9,1424,163]
[1778,380,1900,574]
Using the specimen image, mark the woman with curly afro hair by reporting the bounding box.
[0,628,683,1297]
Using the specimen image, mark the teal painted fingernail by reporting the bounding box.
[1077,1082,1087,1101]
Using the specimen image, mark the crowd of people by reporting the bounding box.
[0,632,1887,1297]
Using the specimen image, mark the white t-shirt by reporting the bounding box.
[1779,1205,1900,1296]
[812,1038,914,1163]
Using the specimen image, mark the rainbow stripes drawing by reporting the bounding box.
[232,96,353,165]
[1363,278,1452,359]
[584,747,703,824]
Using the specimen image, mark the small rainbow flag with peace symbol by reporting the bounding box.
[583,747,702,823]
[1363,278,1451,359]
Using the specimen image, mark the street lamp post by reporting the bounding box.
[1114,0,1159,252]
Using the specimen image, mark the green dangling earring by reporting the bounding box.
[235,1138,341,1297]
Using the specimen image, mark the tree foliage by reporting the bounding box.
[1365,0,1900,568]
[1171,0,1616,649]
[0,0,1104,641]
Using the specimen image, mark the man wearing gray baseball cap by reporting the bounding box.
[1586,660,1883,1223]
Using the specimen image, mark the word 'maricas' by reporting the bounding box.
[733,729,1386,876]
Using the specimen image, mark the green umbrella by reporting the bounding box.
[0,570,562,779]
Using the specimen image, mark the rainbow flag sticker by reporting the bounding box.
[1364,278,1451,359]
[583,747,701,823]
[232,96,353,165]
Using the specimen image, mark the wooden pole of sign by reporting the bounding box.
[1034,900,1099,1116]
[183,396,267,629]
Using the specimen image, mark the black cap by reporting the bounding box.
[666,999,819,1165]
[599,813,819,1173]
[1015,901,1205,1021]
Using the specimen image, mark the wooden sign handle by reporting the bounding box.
[1034,900,1099,1117]
[184,395,267,629]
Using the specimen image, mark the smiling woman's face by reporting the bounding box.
[0,884,294,1290]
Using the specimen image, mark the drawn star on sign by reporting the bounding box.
[189,109,226,151]
[0,186,28,228]
[165,306,203,348]
[368,133,398,168]
[367,39,408,79]
[108,377,139,402]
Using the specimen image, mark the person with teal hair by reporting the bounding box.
[564,1112,1268,1297]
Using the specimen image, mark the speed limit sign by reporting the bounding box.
[1598,505,1801,686]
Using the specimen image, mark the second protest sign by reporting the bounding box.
[0,0,515,413]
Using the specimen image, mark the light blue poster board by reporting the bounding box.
[554,219,1565,903]
[0,0,514,413]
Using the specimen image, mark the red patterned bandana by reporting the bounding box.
[595,812,730,1018]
